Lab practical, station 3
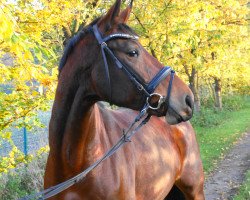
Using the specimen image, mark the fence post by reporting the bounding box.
[23,119,28,156]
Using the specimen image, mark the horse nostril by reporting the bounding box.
[185,95,194,110]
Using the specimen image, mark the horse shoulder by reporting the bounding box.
[171,122,204,181]
[170,121,199,157]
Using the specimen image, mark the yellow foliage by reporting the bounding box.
[0,0,99,173]
[0,144,49,174]
[0,0,249,173]
[131,0,249,94]
[0,9,14,42]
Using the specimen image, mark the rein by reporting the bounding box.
[20,24,175,200]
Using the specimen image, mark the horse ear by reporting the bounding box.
[98,0,122,31]
[119,0,133,23]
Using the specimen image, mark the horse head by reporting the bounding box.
[59,0,194,125]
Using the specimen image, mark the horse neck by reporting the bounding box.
[62,102,102,171]
[49,73,101,165]
[49,78,93,141]
[49,33,97,147]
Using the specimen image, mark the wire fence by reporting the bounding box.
[0,111,50,157]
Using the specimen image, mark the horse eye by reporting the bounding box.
[127,50,139,57]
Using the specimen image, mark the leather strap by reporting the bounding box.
[92,25,174,102]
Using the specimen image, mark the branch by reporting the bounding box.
[63,25,72,38]
[182,62,191,79]
[0,105,38,131]
[149,43,158,59]
[73,15,80,34]
[160,0,173,16]
[222,21,246,25]
[132,12,149,37]
[62,25,72,45]
[18,21,39,24]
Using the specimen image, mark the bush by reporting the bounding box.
[223,95,248,111]
[0,153,47,200]
[191,108,225,127]
[191,95,249,128]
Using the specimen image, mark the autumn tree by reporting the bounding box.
[0,0,102,172]
[130,0,249,112]
[0,0,249,172]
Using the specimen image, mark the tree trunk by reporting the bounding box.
[190,76,201,112]
[183,65,201,113]
[214,77,222,110]
[208,79,216,102]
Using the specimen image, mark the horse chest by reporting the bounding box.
[72,132,180,200]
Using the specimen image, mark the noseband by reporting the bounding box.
[91,24,175,111]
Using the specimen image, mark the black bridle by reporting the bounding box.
[92,24,175,111]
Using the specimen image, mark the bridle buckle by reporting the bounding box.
[137,84,143,91]
[101,42,107,47]
[146,93,165,110]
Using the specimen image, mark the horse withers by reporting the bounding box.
[44,0,205,199]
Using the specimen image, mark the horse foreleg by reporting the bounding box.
[175,179,205,200]
[174,159,205,200]
[164,184,185,200]
[169,123,205,200]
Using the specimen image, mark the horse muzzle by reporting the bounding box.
[165,95,194,125]
[146,92,194,125]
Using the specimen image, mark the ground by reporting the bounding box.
[204,132,250,199]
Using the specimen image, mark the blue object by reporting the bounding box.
[23,126,28,156]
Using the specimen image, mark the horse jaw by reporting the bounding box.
[165,106,192,125]
[165,114,181,125]
[165,112,181,125]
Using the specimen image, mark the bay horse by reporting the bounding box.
[44,0,205,199]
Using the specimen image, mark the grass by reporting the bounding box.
[233,170,250,200]
[191,96,250,173]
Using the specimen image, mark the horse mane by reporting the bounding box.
[58,18,100,72]
[58,18,138,73]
